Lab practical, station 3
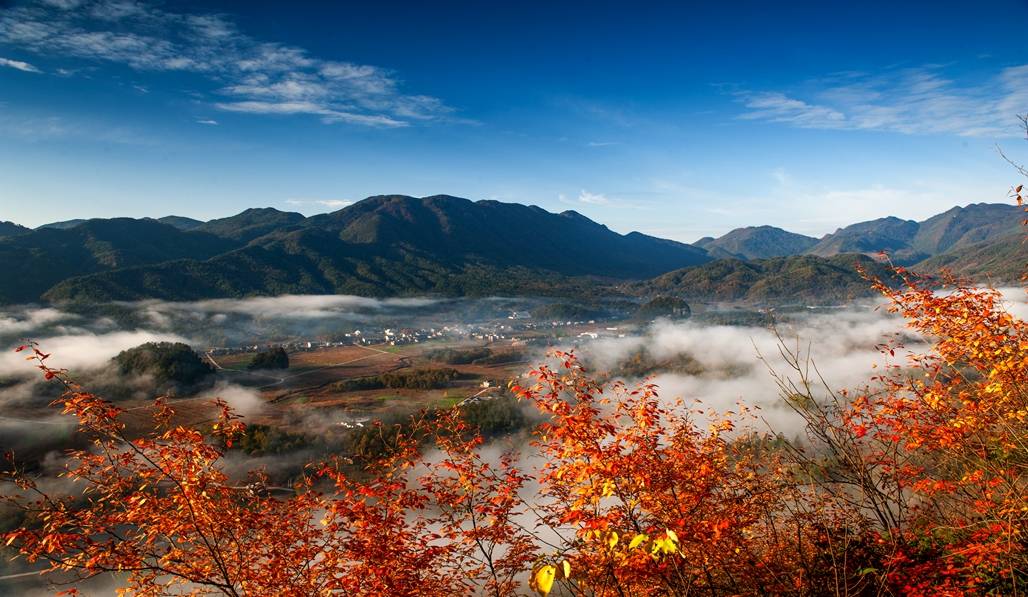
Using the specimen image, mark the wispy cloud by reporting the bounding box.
[559,190,611,207]
[737,64,1028,137]
[286,198,353,210]
[0,0,454,127]
[738,92,844,127]
[0,111,156,145]
[0,56,41,73]
[576,190,611,205]
[196,119,218,125]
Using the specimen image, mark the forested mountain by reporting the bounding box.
[32,195,712,303]
[807,216,922,261]
[695,226,818,259]
[0,221,29,237]
[807,203,1022,264]
[910,203,1023,256]
[916,232,1027,282]
[0,218,237,303]
[157,216,205,231]
[36,219,87,230]
[196,207,307,242]
[1,198,1022,305]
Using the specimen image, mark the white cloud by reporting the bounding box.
[215,100,406,127]
[738,64,1028,137]
[577,189,611,205]
[571,303,926,436]
[285,198,353,210]
[196,119,218,125]
[0,0,454,127]
[0,330,188,376]
[738,92,845,127]
[0,56,41,73]
[139,294,437,321]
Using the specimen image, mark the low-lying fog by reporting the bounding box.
[4,289,1027,590]
[2,288,1026,445]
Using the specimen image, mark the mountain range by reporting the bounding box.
[0,196,1022,306]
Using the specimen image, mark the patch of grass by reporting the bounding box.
[438,394,463,408]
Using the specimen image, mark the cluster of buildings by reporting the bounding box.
[203,313,633,356]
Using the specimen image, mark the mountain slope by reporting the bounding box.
[157,215,205,231]
[0,219,238,304]
[695,225,818,259]
[41,195,712,303]
[197,207,307,242]
[12,198,1024,305]
[807,203,1022,264]
[807,217,921,261]
[631,254,898,304]
[0,221,29,237]
[309,195,709,277]
[915,232,1027,283]
[36,219,87,230]
[910,203,1022,256]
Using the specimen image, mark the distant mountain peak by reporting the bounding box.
[808,203,1021,264]
[697,225,818,260]
[156,215,205,231]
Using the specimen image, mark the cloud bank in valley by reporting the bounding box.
[571,289,1028,436]
[0,330,189,377]
[570,303,920,435]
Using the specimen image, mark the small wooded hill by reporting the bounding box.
[695,226,818,260]
[629,254,900,304]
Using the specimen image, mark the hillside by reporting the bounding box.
[157,216,205,231]
[36,218,87,230]
[0,221,29,237]
[807,216,921,261]
[910,203,1022,255]
[631,254,898,305]
[4,198,1023,305]
[915,232,1027,283]
[695,225,818,259]
[808,203,1022,264]
[0,219,238,304]
[38,195,712,303]
[197,207,306,242]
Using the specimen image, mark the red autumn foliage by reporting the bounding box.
[4,200,1028,595]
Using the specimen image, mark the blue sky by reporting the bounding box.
[1,0,1026,241]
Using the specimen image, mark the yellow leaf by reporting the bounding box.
[533,565,556,595]
[607,531,619,549]
[561,560,571,579]
[665,529,679,543]
[629,533,648,549]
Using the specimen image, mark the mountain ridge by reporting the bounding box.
[5,197,1024,305]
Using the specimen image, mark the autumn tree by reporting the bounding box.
[3,345,534,596]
